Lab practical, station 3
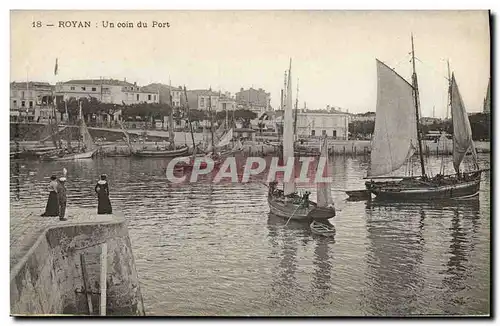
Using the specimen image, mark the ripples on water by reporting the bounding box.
[10,154,490,316]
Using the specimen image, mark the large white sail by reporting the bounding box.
[283,59,296,195]
[316,137,332,207]
[368,60,418,177]
[450,74,476,173]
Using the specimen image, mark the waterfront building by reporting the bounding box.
[186,89,236,112]
[10,82,56,123]
[296,109,350,140]
[55,78,159,106]
[235,87,271,115]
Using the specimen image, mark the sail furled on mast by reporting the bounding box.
[368,60,417,177]
[450,73,475,173]
[283,59,296,195]
[316,137,332,207]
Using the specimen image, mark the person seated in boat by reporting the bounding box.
[269,181,277,197]
[81,145,87,153]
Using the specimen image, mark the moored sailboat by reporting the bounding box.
[52,101,98,161]
[267,59,336,222]
[364,36,483,200]
[134,81,189,158]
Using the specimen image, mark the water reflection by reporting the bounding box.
[311,236,334,302]
[364,200,426,315]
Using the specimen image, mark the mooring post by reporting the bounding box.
[100,242,108,316]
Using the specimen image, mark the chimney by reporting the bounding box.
[134,82,137,86]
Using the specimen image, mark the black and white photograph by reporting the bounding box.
[8,9,491,317]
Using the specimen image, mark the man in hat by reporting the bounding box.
[57,176,67,221]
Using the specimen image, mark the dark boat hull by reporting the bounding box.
[134,146,189,158]
[267,195,335,221]
[366,173,481,201]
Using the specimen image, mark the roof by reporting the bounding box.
[62,79,134,86]
[10,82,54,90]
[188,89,222,97]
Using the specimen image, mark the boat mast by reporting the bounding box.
[294,78,299,139]
[411,34,426,178]
[169,79,175,149]
[183,86,197,156]
[446,60,451,120]
[209,88,215,151]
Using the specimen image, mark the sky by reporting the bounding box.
[10,10,490,117]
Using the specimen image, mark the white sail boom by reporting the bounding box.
[283,59,296,195]
[451,74,475,173]
[316,137,332,207]
[368,60,418,177]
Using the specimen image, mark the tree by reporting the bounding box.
[233,109,257,129]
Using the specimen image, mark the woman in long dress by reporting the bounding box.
[41,175,59,217]
[95,174,112,214]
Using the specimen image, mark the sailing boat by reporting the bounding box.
[134,83,189,158]
[267,59,336,222]
[364,36,483,200]
[174,86,223,171]
[55,101,98,160]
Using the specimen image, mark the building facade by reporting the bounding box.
[235,87,271,114]
[296,110,350,140]
[186,89,236,112]
[10,82,56,122]
[55,79,159,105]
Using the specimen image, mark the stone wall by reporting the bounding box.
[10,219,145,316]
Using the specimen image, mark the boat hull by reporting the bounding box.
[310,220,336,237]
[134,146,189,158]
[267,196,335,221]
[366,173,481,201]
[55,148,98,161]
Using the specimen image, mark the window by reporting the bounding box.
[148,94,152,101]
[137,94,139,101]
[92,87,97,91]
[322,130,327,136]
[222,103,227,111]
[21,91,25,98]
[70,86,75,91]
[13,100,17,106]
[332,130,337,138]
[154,95,157,101]
[311,130,315,136]
[21,101,25,107]
[200,98,205,107]
[29,101,33,108]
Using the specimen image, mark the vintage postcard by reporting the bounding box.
[9,10,491,316]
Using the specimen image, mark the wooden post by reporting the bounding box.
[100,243,108,316]
[79,254,94,315]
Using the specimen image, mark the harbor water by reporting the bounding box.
[10,154,491,316]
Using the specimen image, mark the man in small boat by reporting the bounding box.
[95,174,113,214]
[269,181,277,197]
[41,175,59,217]
[302,191,311,208]
[57,177,67,221]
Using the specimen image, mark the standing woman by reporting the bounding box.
[95,174,112,214]
[41,175,59,217]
